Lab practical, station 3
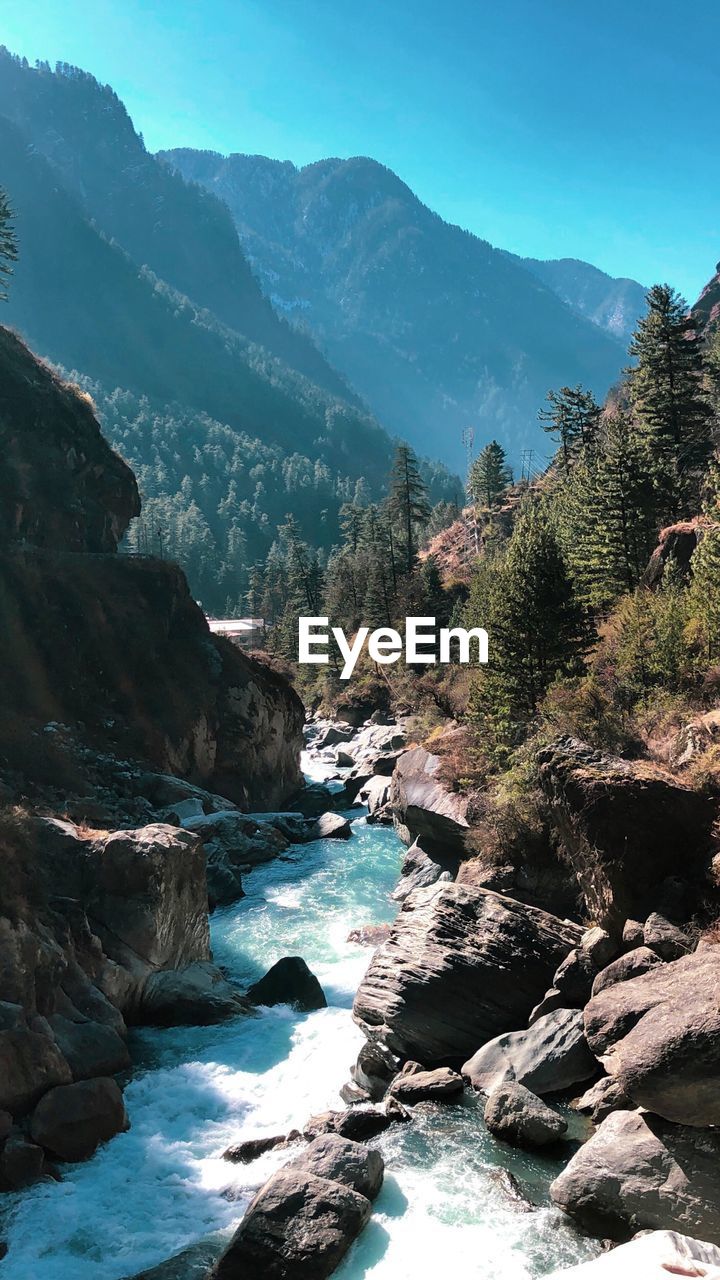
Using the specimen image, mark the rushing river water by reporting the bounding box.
[0,753,599,1279]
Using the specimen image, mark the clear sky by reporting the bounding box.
[2,0,719,300]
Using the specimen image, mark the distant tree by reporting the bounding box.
[388,444,431,573]
[0,188,17,301]
[468,440,512,508]
[539,385,601,470]
[629,285,713,518]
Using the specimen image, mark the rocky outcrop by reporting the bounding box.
[583,947,720,1127]
[352,883,581,1064]
[386,1063,464,1103]
[537,737,716,931]
[391,839,458,903]
[643,518,708,589]
[246,958,327,1012]
[547,1231,720,1280]
[550,1109,720,1244]
[484,1082,568,1149]
[0,325,139,552]
[389,746,469,854]
[211,1135,383,1279]
[463,1008,597,1096]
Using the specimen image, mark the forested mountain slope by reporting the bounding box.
[160,148,632,472]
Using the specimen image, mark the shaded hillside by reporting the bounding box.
[507,255,646,344]
[160,148,630,472]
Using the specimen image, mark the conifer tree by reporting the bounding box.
[539,385,601,470]
[0,189,17,301]
[388,444,431,573]
[468,440,512,508]
[629,285,713,517]
[470,505,587,751]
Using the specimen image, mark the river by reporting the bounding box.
[0,752,599,1279]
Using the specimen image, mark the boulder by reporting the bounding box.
[358,775,392,820]
[537,738,716,931]
[484,1082,568,1149]
[346,924,391,948]
[183,812,288,906]
[387,1064,464,1103]
[463,1008,597,1096]
[303,1109,394,1142]
[528,988,568,1024]
[622,919,644,949]
[313,812,352,840]
[212,1135,382,1279]
[138,963,248,1025]
[391,839,458,904]
[584,947,720,1126]
[350,1040,401,1101]
[552,948,596,1006]
[246,957,327,1012]
[546,1231,720,1280]
[550,1109,720,1244]
[353,884,581,1065]
[389,747,469,854]
[315,725,355,749]
[0,1134,47,1190]
[30,1077,129,1161]
[47,1014,131,1080]
[223,1133,298,1163]
[572,1076,634,1124]
[0,1002,73,1114]
[590,946,662,997]
[580,927,617,969]
[643,912,692,960]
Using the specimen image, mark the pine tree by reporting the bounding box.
[555,412,657,609]
[388,444,431,573]
[629,284,713,518]
[0,188,17,302]
[688,462,720,662]
[468,440,512,508]
[539,385,601,470]
[470,505,587,751]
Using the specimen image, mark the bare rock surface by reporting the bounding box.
[246,957,327,1012]
[550,1109,720,1244]
[389,746,469,853]
[484,1081,568,1149]
[546,1230,720,1280]
[353,883,581,1064]
[463,1008,597,1096]
[30,1076,129,1162]
[386,1063,464,1103]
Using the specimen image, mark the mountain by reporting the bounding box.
[505,255,647,344]
[159,149,635,472]
[0,51,460,611]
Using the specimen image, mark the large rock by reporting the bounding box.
[182,811,288,906]
[313,812,352,840]
[391,839,458,903]
[551,1109,720,1243]
[353,883,581,1065]
[537,737,716,930]
[484,1082,568,1149]
[0,1004,72,1113]
[246,957,327,1012]
[387,1063,464,1103]
[0,1134,47,1190]
[47,1014,131,1080]
[583,947,720,1126]
[590,946,662,996]
[463,1008,597,1096]
[211,1135,382,1279]
[30,1076,129,1161]
[137,962,248,1025]
[643,912,692,960]
[389,747,469,854]
[546,1231,720,1280]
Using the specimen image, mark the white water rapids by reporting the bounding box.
[0,751,599,1279]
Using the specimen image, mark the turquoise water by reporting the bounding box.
[0,758,598,1279]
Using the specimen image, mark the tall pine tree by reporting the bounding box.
[468,440,512,508]
[539,385,601,470]
[388,444,431,573]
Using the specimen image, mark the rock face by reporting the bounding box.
[30,1077,129,1161]
[583,947,720,1126]
[484,1082,568,1149]
[391,839,458,904]
[0,325,140,552]
[353,883,581,1064]
[246,958,327,1012]
[550,1109,720,1244]
[537,737,716,930]
[212,1135,382,1279]
[463,1008,597,1096]
[389,747,469,853]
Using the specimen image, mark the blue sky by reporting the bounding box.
[3,0,719,300]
